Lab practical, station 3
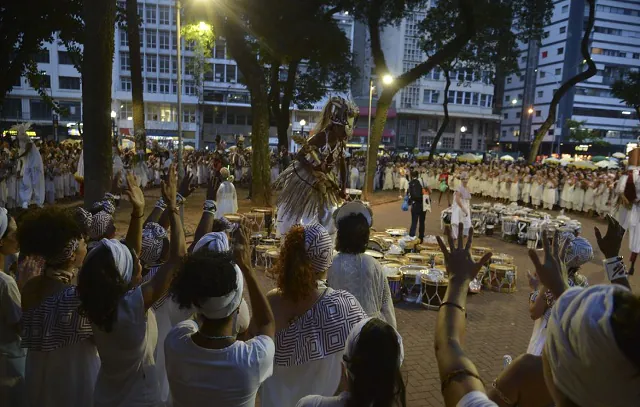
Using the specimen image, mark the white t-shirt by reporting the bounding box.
[164,320,275,407]
[457,391,499,407]
[92,287,159,407]
[0,272,22,357]
[296,392,350,407]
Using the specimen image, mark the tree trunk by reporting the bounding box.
[528,0,597,163]
[278,62,298,149]
[250,91,272,206]
[83,0,116,207]
[126,0,146,150]
[363,91,393,200]
[428,68,451,161]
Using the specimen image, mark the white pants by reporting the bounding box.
[19,168,45,208]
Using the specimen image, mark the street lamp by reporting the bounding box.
[460,126,467,133]
[382,74,394,85]
[527,107,534,115]
[299,119,306,136]
[511,98,518,105]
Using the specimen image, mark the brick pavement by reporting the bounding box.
[110,187,637,407]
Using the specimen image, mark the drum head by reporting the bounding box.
[365,249,383,259]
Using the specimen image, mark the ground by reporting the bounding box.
[112,186,637,407]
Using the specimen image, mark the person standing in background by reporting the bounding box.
[408,171,427,242]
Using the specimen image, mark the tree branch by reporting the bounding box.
[268,60,281,118]
[429,68,451,161]
[367,0,390,75]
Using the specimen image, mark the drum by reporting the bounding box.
[487,263,517,293]
[265,249,279,269]
[399,265,428,303]
[517,219,531,245]
[345,188,362,201]
[441,210,452,229]
[405,253,430,265]
[260,238,278,246]
[492,253,514,265]
[421,269,448,310]
[471,210,485,235]
[387,274,403,304]
[386,228,407,237]
[417,242,440,252]
[471,247,491,256]
[251,233,263,246]
[384,253,407,263]
[365,250,384,260]
[225,214,243,224]
[502,216,518,242]
[367,239,385,252]
[253,207,275,236]
[254,245,271,270]
[527,223,541,250]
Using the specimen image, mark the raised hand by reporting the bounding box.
[179,171,197,199]
[233,218,252,269]
[594,214,624,259]
[124,172,145,215]
[17,255,44,290]
[436,224,492,284]
[206,173,220,201]
[527,230,567,297]
[162,164,178,210]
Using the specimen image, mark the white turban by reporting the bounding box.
[198,264,243,320]
[344,318,404,370]
[0,208,8,238]
[193,232,230,253]
[101,239,134,285]
[545,285,640,407]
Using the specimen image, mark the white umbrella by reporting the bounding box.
[560,159,572,167]
[500,155,514,161]
[458,153,480,163]
[543,157,560,165]
[596,160,618,169]
[613,152,626,159]
[573,160,597,170]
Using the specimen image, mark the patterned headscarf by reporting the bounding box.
[89,197,116,240]
[140,222,168,265]
[561,233,594,270]
[193,232,230,253]
[47,239,80,266]
[303,223,333,273]
[74,207,93,235]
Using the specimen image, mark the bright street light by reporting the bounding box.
[511,99,518,105]
[127,116,133,121]
[110,111,116,119]
[460,126,467,133]
[622,111,632,115]
[382,74,394,85]
[528,107,534,114]
[299,119,306,127]
[197,21,211,32]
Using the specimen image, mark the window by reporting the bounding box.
[120,30,128,47]
[560,26,566,34]
[448,91,455,103]
[146,32,156,48]
[535,110,541,117]
[30,99,51,120]
[226,113,235,125]
[171,80,177,94]
[537,90,543,97]
[146,55,157,73]
[520,75,525,82]
[120,52,130,71]
[172,59,177,74]
[561,5,568,13]
[455,92,463,104]
[58,51,75,65]
[159,6,170,24]
[541,51,548,58]
[540,71,546,78]
[159,31,170,49]
[159,56,170,74]
[544,31,549,39]
[472,93,478,105]
[119,102,132,120]
[147,79,157,93]
[521,56,527,63]
[146,105,159,121]
[137,4,144,19]
[505,95,510,102]
[423,89,439,104]
[634,53,640,60]
[34,50,50,63]
[236,115,246,125]
[460,138,472,150]
[516,112,521,119]
[59,76,80,90]
[184,81,196,95]
[431,68,441,80]
[463,92,471,105]
[183,107,196,123]
[184,57,194,75]
[120,77,132,91]
[159,105,174,122]
[214,40,226,59]
[159,79,170,94]
[555,68,561,75]
[442,138,454,149]
[215,108,224,124]
[504,113,509,119]
[3,98,22,119]
[29,74,50,89]
[226,65,237,83]
[502,130,507,138]
[58,101,81,120]
[146,6,156,24]
[214,64,224,82]
[506,77,512,84]
[557,47,564,55]
[480,94,488,107]
[185,40,195,52]
[487,95,493,107]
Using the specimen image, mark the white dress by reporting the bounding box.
[583,184,596,212]
[451,185,472,238]
[509,180,519,202]
[526,291,550,356]
[382,168,394,190]
[349,167,359,189]
[572,184,586,212]
[17,139,45,208]
[216,181,238,218]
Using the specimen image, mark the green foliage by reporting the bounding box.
[611,71,640,113]
[182,23,215,100]
[566,119,608,145]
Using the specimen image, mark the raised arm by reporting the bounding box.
[595,215,631,290]
[188,176,220,253]
[435,224,493,407]
[124,172,145,256]
[141,164,187,310]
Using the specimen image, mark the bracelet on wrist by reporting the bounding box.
[155,198,168,210]
[176,193,185,206]
[131,212,145,219]
[203,199,217,214]
[603,256,627,281]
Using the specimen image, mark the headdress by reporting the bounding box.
[303,223,333,273]
[140,222,168,265]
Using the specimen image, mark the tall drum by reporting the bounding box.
[421,269,448,310]
[487,263,517,293]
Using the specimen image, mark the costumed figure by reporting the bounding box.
[617,148,640,275]
[273,97,358,237]
[216,167,238,218]
[14,123,45,208]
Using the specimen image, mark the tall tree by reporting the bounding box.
[0,0,83,107]
[125,0,146,151]
[528,0,597,162]
[611,71,640,120]
[82,0,117,206]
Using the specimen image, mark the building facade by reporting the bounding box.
[501,0,640,155]
[2,0,354,149]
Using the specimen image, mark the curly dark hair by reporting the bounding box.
[268,225,317,303]
[77,244,130,333]
[17,207,83,262]
[336,214,370,254]
[170,251,238,311]
[346,318,406,407]
[611,291,640,370]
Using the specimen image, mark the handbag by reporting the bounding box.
[401,196,409,211]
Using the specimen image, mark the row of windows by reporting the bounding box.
[596,4,640,17]
[13,75,80,90]
[446,91,494,108]
[117,2,177,26]
[592,48,640,59]
[504,110,542,119]
[415,136,479,150]
[573,107,638,120]
[2,98,80,121]
[594,26,640,39]
[424,68,493,85]
[33,50,77,65]
[119,52,238,82]
[541,47,563,59]
[119,29,228,59]
[119,76,196,95]
[574,87,612,98]
[119,102,197,123]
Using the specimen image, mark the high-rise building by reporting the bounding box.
[501,0,640,155]
[1,1,354,149]
[351,3,501,152]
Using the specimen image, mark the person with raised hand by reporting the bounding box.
[77,164,186,407]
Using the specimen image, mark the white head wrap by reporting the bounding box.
[198,264,244,320]
[344,318,404,371]
[193,232,230,253]
[0,208,9,238]
[101,239,134,284]
[545,285,640,407]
